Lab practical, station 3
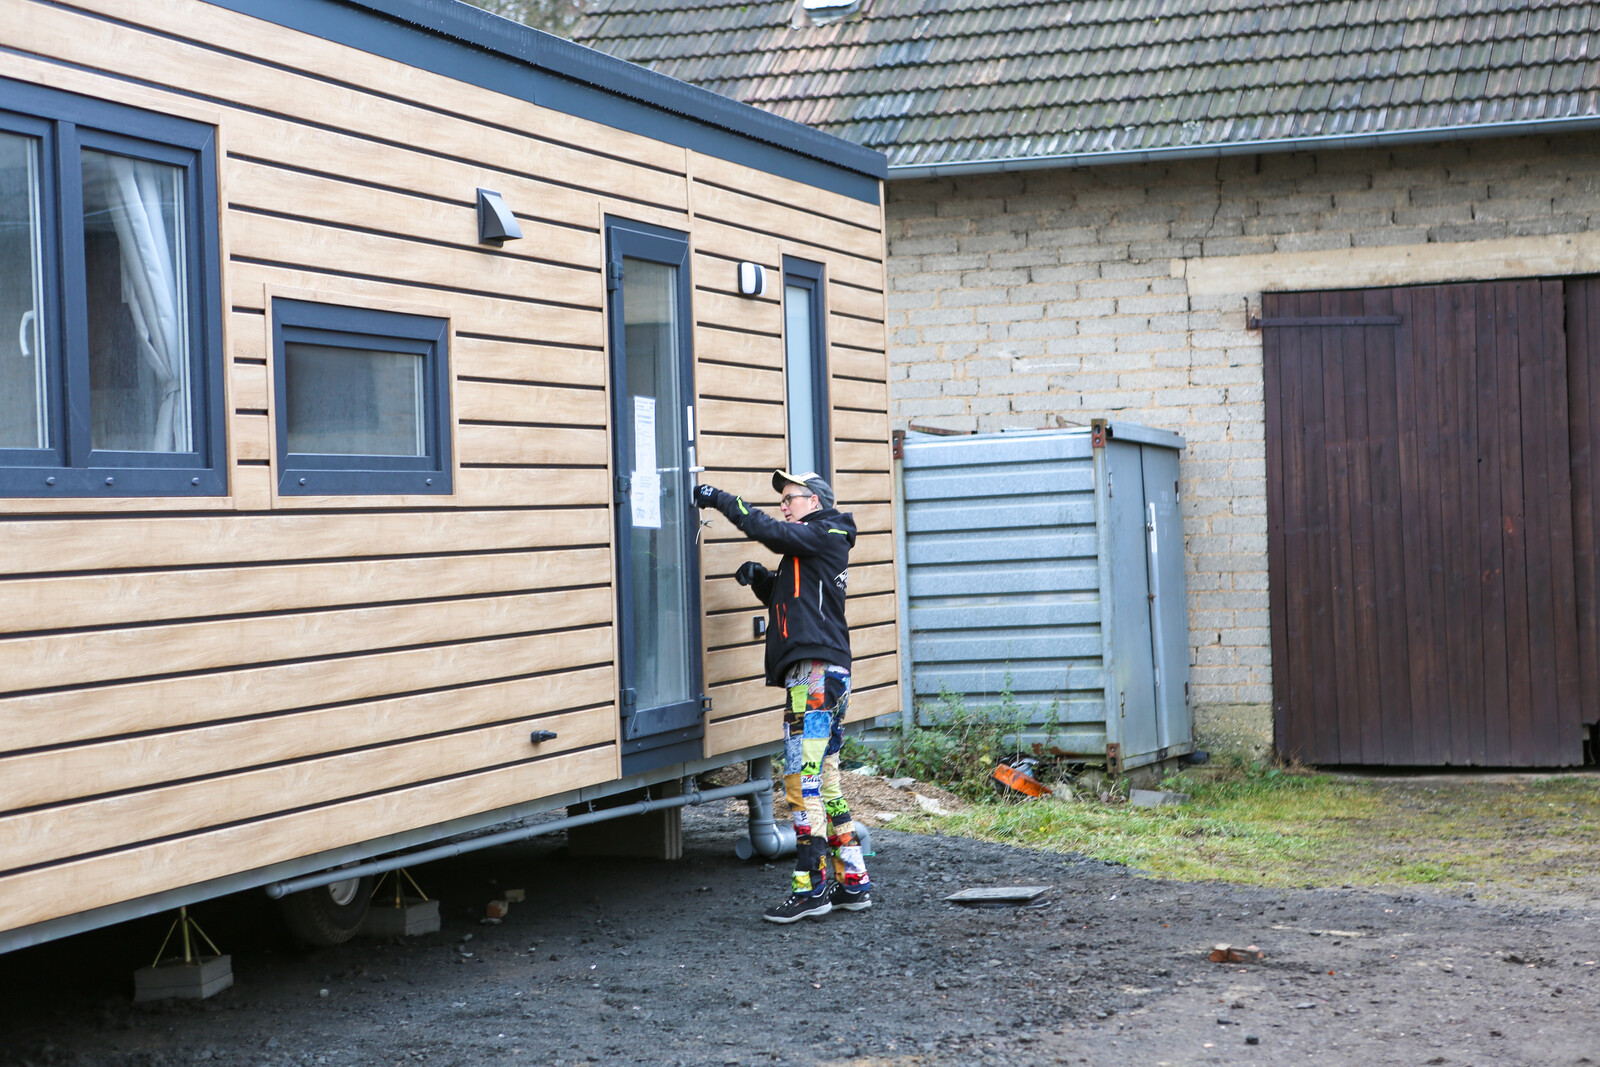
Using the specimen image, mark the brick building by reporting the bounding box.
[576,0,1600,766]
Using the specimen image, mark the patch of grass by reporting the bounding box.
[892,763,1600,896]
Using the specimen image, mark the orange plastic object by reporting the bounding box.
[990,763,1052,797]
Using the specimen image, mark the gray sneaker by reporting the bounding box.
[828,883,872,912]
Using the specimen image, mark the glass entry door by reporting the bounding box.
[606,219,704,772]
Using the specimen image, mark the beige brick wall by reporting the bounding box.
[883,132,1600,756]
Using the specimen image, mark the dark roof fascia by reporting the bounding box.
[887,115,1600,180]
[201,0,888,202]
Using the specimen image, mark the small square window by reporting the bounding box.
[271,300,451,496]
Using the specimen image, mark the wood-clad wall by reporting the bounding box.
[687,155,900,756]
[0,0,894,937]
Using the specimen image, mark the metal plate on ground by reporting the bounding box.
[944,886,1050,906]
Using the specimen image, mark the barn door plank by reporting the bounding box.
[1342,289,1383,763]
[1535,280,1581,766]
[1445,283,1486,766]
[1470,284,1508,769]
[1263,291,1295,758]
[1362,287,1411,764]
[1301,290,1342,763]
[1493,283,1533,766]
[1567,279,1600,749]
[1320,289,1362,763]
[1392,286,1434,766]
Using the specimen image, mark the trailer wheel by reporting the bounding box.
[278,875,373,945]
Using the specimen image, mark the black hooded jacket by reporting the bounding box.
[704,489,855,685]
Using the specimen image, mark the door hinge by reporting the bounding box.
[621,687,637,710]
[614,474,630,500]
[700,696,714,713]
[606,261,624,291]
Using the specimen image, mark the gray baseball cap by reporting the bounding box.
[771,468,834,509]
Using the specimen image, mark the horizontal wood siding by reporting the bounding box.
[690,154,898,743]
[0,0,891,937]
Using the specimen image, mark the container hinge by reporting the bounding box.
[1091,418,1107,449]
[606,261,623,291]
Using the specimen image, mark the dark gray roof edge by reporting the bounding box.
[887,115,1600,180]
[329,0,888,180]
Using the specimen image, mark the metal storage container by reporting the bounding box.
[891,420,1191,773]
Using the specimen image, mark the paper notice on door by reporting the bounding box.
[631,471,662,529]
[633,396,657,475]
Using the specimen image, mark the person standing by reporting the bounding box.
[693,469,873,922]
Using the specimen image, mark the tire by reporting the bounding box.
[278,875,374,945]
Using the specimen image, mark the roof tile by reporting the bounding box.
[572,0,1600,167]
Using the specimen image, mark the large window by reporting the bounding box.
[782,256,830,478]
[271,299,452,496]
[0,78,224,496]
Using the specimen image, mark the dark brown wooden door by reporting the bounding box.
[1265,280,1589,766]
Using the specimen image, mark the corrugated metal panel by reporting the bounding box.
[901,430,1107,752]
[898,424,1192,767]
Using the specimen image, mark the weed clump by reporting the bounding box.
[847,682,1062,801]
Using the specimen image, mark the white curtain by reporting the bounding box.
[102,153,189,452]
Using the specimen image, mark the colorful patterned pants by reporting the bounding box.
[783,660,871,895]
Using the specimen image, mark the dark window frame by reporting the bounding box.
[781,255,831,481]
[0,77,226,497]
[270,299,453,497]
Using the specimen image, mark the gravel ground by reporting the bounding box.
[2,794,1597,1067]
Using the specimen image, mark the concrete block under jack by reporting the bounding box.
[567,806,682,860]
[133,955,233,1002]
[358,897,440,937]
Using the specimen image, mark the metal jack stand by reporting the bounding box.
[358,868,440,937]
[133,906,234,1002]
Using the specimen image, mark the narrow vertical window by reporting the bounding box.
[82,150,192,454]
[0,130,48,450]
[782,255,829,478]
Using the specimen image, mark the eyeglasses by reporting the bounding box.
[780,492,815,506]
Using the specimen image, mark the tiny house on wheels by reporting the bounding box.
[0,0,897,953]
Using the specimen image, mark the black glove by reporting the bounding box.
[734,561,767,587]
[693,484,719,509]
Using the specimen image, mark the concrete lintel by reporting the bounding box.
[1185,230,1600,297]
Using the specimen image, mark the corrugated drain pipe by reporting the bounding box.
[264,774,774,899]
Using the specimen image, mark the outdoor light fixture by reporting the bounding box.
[476,188,522,245]
[737,261,768,296]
